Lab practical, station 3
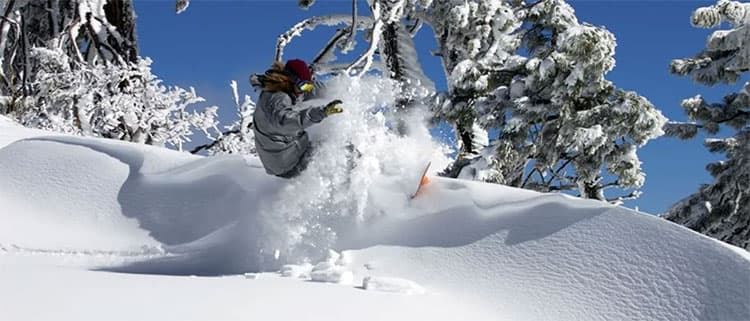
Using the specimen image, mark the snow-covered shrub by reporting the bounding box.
[191,81,256,156]
[16,47,219,150]
[664,0,750,250]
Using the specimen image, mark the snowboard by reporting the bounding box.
[410,162,431,199]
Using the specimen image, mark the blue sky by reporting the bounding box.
[133,0,745,214]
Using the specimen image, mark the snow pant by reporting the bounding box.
[275,143,360,179]
[276,147,313,179]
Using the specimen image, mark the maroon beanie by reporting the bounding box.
[285,59,312,82]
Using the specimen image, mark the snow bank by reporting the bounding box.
[341,180,750,321]
[0,133,283,273]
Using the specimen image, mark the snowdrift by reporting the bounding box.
[1,116,748,321]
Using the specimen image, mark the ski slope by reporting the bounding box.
[1,116,748,321]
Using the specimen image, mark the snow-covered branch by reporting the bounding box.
[345,2,384,77]
[176,0,190,14]
[314,61,385,75]
[275,14,373,62]
[311,28,349,67]
[606,190,642,206]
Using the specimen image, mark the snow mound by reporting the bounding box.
[0,134,283,273]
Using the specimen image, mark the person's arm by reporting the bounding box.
[266,93,327,135]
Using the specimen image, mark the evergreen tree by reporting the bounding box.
[664,0,749,250]
[439,0,666,202]
[426,0,523,158]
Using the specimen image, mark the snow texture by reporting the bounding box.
[0,79,748,321]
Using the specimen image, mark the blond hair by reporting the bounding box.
[263,61,294,93]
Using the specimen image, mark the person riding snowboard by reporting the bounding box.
[251,59,344,178]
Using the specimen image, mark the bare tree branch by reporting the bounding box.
[0,0,17,59]
[349,0,357,47]
[407,18,423,37]
[547,184,577,191]
[311,28,348,67]
[65,16,85,63]
[82,12,125,65]
[606,190,642,205]
[602,180,622,190]
[19,12,27,96]
[521,166,542,188]
[47,0,59,36]
[315,61,385,75]
[190,129,241,154]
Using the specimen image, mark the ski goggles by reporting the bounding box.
[297,80,314,92]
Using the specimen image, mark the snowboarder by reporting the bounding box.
[251,59,344,178]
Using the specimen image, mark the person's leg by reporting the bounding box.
[276,169,299,179]
[275,147,313,179]
[296,147,313,173]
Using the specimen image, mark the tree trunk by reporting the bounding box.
[103,0,138,63]
[378,20,433,135]
[581,180,605,201]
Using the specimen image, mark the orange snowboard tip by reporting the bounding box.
[420,175,430,186]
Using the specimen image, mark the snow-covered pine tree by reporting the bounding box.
[663,0,749,250]
[424,0,523,161]
[467,0,666,202]
[0,0,219,150]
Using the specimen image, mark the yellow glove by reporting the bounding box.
[325,99,344,116]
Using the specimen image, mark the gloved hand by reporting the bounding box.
[324,99,344,116]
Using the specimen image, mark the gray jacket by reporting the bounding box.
[253,90,328,176]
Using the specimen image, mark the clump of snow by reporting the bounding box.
[310,262,354,285]
[280,263,314,278]
[307,250,354,284]
[573,125,605,155]
[362,276,426,295]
